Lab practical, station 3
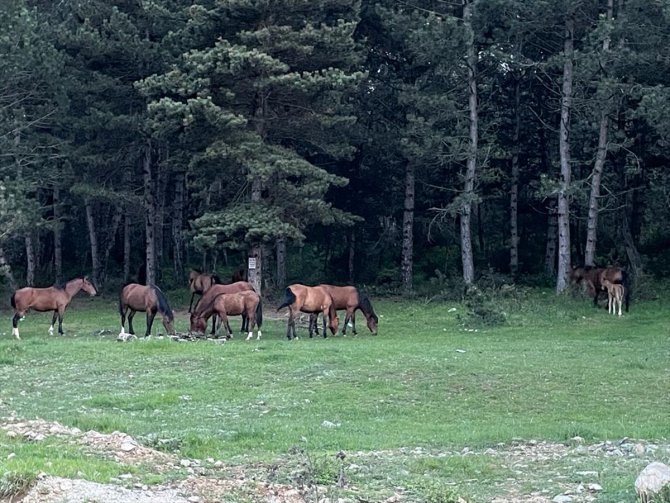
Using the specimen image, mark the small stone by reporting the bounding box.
[321,420,338,428]
[571,436,584,444]
[188,497,201,503]
[7,452,15,460]
[214,460,224,468]
[180,459,192,467]
[588,483,602,492]
[120,441,136,452]
[552,495,573,503]
[119,473,133,480]
[634,443,646,456]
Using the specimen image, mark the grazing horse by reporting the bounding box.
[190,291,263,340]
[570,265,630,312]
[193,281,255,335]
[10,277,98,339]
[602,279,625,316]
[188,269,221,313]
[309,285,378,336]
[276,284,339,340]
[119,283,175,338]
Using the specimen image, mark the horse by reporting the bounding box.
[308,285,378,336]
[188,269,222,313]
[602,279,625,316]
[570,265,630,312]
[119,283,175,338]
[190,290,263,340]
[10,277,98,339]
[192,281,255,335]
[276,284,339,340]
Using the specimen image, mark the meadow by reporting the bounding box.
[0,287,668,502]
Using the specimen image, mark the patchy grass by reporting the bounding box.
[0,288,669,501]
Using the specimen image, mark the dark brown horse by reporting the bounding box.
[193,281,255,335]
[10,277,98,339]
[276,284,339,340]
[188,269,221,313]
[190,291,263,340]
[119,283,175,338]
[309,285,378,336]
[570,265,630,312]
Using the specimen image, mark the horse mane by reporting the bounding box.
[151,284,174,321]
[359,295,378,322]
[211,274,222,285]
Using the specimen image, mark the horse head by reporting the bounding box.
[82,277,98,296]
[189,312,207,334]
[328,309,339,335]
[367,314,379,335]
[162,315,176,335]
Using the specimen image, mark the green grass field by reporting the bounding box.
[0,288,668,502]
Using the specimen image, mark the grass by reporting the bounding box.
[0,287,668,501]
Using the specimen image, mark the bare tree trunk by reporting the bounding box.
[101,205,123,285]
[348,230,355,284]
[53,186,63,283]
[584,0,614,267]
[155,150,169,282]
[24,235,35,286]
[556,13,574,293]
[143,142,156,286]
[460,0,478,286]
[276,237,286,289]
[545,202,558,277]
[123,211,131,283]
[172,171,185,280]
[0,246,17,290]
[510,78,521,277]
[85,198,101,285]
[401,162,415,293]
[248,177,263,294]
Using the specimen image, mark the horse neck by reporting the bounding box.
[64,279,83,299]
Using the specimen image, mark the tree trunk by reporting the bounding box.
[123,211,131,284]
[0,246,17,290]
[556,13,574,293]
[584,0,614,267]
[248,176,263,294]
[53,186,63,283]
[276,237,286,289]
[545,202,558,277]
[155,149,169,281]
[348,230,355,284]
[172,171,185,280]
[460,0,478,286]
[510,78,521,277]
[24,235,35,286]
[101,204,123,285]
[401,162,415,293]
[85,198,101,285]
[143,142,156,286]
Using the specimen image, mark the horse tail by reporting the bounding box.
[277,287,296,311]
[256,298,263,328]
[151,285,174,321]
[622,269,631,312]
[10,293,16,310]
[359,294,379,322]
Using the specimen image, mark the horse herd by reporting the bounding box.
[8,270,380,341]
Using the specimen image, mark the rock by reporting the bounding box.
[552,495,573,503]
[321,420,339,428]
[571,436,584,444]
[635,462,670,503]
[587,483,602,492]
[180,459,192,467]
[121,441,137,452]
[634,443,646,456]
[187,496,201,503]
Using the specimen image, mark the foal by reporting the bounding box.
[602,279,624,316]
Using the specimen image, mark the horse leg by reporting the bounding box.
[245,311,256,341]
[57,307,65,335]
[49,311,57,336]
[146,310,157,337]
[12,312,22,340]
[210,314,217,336]
[322,309,328,338]
[188,292,197,313]
[351,310,358,335]
[286,310,294,340]
[128,310,136,335]
[241,313,247,334]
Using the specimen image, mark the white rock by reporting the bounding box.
[321,420,339,428]
[588,483,603,492]
[180,459,192,467]
[120,441,136,452]
[636,462,670,502]
[552,495,573,503]
[187,496,201,503]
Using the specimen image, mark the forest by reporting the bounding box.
[1,0,670,297]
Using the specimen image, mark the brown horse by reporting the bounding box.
[276,284,339,340]
[10,277,98,339]
[190,291,263,340]
[119,283,175,338]
[188,269,221,313]
[309,285,378,336]
[570,265,630,312]
[602,279,625,316]
[193,281,255,335]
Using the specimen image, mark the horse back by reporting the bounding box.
[321,285,358,311]
[13,286,62,312]
[217,290,259,316]
[121,284,155,312]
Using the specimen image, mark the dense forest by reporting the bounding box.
[1,0,669,296]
